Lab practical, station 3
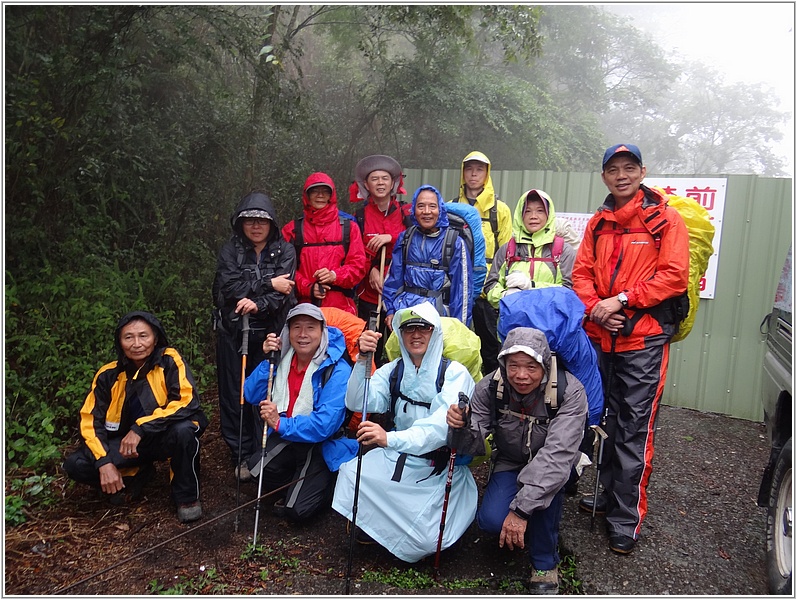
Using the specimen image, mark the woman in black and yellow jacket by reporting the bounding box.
[63,311,208,523]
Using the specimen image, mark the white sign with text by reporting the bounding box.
[559,177,726,299]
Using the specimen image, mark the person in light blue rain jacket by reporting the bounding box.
[382,185,473,327]
[332,301,477,563]
[243,303,352,522]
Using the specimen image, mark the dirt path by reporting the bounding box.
[4,403,768,595]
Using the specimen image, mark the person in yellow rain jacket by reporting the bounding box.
[63,311,208,523]
[451,151,512,374]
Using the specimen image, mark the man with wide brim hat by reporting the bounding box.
[350,155,409,366]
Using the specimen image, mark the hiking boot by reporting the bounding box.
[177,500,202,523]
[272,498,287,518]
[355,527,376,545]
[529,567,559,595]
[108,490,126,506]
[127,463,155,501]
[578,493,607,515]
[346,521,376,545]
[235,461,253,483]
[609,533,635,554]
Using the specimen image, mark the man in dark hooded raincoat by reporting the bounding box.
[212,190,297,482]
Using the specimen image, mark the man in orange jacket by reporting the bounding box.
[572,143,689,555]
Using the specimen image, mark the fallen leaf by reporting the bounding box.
[114,523,129,532]
[718,548,731,560]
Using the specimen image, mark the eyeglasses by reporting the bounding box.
[242,217,269,226]
[400,324,433,334]
[308,187,332,196]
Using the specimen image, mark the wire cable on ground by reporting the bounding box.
[52,477,304,595]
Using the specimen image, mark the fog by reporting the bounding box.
[607,3,795,176]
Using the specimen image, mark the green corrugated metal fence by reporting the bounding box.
[404,168,793,421]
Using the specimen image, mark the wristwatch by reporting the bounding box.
[617,292,629,307]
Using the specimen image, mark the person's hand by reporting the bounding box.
[505,271,532,291]
[259,400,280,429]
[357,330,381,356]
[365,233,391,254]
[356,420,387,448]
[314,268,337,285]
[119,430,141,459]
[311,282,329,300]
[98,463,124,495]
[446,403,469,429]
[499,511,527,550]
[262,333,281,354]
[368,266,384,294]
[271,274,295,295]
[385,313,394,332]
[589,297,626,333]
[235,297,258,315]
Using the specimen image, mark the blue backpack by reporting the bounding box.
[497,287,604,426]
[444,201,487,303]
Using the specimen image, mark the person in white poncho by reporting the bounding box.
[332,301,477,563]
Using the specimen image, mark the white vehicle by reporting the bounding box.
[757,245,792,595]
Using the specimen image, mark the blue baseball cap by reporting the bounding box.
[602,144,643,170]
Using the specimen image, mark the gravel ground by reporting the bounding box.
[560,403,769,595]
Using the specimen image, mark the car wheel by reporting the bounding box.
[767,438,793,595]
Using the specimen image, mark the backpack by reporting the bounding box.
[505,235,565,282]
[398,212,479,308]
[652,189,715,342]
[497,287,604,426]
[382,357,454,477]
[592,185,714,341]
[489,353,568,427]
[445,201,487,299]
[292,212,353,261]
[292,211,357,298]
[354,202,402,234]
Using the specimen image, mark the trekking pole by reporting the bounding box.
[375,246,387,330]
[344,310,378,595]
[434,391,470,575]
[591,330,618,532]
[234,313,250,533]
[252,350,277,547]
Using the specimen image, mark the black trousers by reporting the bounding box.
[247,434,335,522]
[473,296,501,374]
[216,327,268,465]
[63,419,203,504]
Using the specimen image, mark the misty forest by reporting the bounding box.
[4,5,791,502]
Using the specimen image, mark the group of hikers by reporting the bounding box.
[63,144,690,594]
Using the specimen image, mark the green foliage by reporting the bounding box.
[361,567,435,589]
[5,259,215,473]
[147,567,224,595]
[558,552,584,594]
[5,474,59,526]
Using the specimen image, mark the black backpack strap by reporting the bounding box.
[490,203,499,255]
[293,217,305,262]
[355,205,365,234]
[440,227,458,271]
[341,216,351,256]
[387,357,451,429]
